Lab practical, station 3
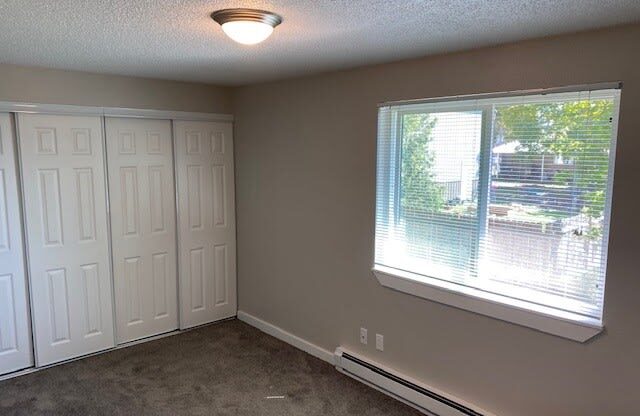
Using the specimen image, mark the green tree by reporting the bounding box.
[494,99,614,219]
[400,114,444,215]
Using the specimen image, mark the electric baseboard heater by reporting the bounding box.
[334,348,492,416]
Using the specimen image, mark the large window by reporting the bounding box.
[374,86,620,340]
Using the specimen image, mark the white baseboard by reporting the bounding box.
[237,310,335,364]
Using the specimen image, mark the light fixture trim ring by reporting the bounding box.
[211,8,283,28]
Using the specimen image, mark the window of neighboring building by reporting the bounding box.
[373,86,621,340]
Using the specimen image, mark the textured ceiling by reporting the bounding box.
[1,0,639,86]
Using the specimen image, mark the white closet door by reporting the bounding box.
[174,121,236,328]
[18,113,114,366]
[105,118,178,344]
[0,114,33,374]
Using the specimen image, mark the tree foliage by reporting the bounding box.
[494,99,614,218]
[400,114,444,214]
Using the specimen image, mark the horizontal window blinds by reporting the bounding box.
[375,89,620,321]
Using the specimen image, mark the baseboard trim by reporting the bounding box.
[237,310,335,365]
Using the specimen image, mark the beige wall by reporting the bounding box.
[232,24,640,416]
[0,63,232,113]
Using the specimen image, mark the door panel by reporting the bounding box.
[18,113,114,366]
[0,113,33,375]
[174,121,236,328]
[106,118,178,343]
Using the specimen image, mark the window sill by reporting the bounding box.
[372,265,603,342]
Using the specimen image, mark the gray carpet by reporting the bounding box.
[0,319,420,415]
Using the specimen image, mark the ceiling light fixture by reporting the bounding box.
[211,8,282,45]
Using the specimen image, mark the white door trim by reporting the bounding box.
[0,101,233,122]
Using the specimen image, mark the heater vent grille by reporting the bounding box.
[335,348,490,416]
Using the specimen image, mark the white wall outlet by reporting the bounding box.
[376,334,384,351]
[360,327,368,345]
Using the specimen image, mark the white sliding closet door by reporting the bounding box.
[18,113,114,366]
[105,118,178,343]
[174,121,236,328]
[0,114,33,374]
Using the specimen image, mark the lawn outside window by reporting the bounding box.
[373,84,621,341]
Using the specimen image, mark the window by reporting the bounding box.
[374,86,620,341]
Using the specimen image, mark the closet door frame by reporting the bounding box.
[0,100,233,375]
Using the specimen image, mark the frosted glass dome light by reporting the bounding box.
[212,9,282,46]
[221,21,274,45]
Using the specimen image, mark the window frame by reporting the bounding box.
[373,83,621,342]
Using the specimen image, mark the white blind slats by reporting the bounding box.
[375,89,619,321]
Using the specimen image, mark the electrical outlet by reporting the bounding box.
[360,327,368,345]
[376,334,384,351]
